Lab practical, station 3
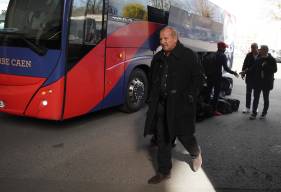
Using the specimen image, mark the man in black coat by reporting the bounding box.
[240,43,259,113]
[249,45,277,120]
[144,27,203,184]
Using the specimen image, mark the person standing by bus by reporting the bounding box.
[204,42,239,116]
[240,43,259,114]
[144,27,203,184]
[249,45,277,120]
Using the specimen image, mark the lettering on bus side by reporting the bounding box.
[0,57,10,66]
[0,57,32,68]
[111,16,133,23]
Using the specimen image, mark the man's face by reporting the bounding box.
[251,45,258,54]
[160,29,177,54]
[260,48,268,57]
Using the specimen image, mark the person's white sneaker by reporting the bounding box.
[242,108,250,114]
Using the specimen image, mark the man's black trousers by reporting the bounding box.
[252,88,270,115]
[206,76,221,111]
[156,102,200,175]
[245,83,254,109]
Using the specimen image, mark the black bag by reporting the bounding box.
[217,99,233,114]
[196,102,213,121]
[225,98,240,112]
[221,76,233,96]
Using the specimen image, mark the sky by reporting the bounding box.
[0,0,8,10]
[210,0,264,28]
[210,0,281,75]
[210,0,281,49]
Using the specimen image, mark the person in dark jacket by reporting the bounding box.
[144,27,203,184]
[240,43,259,113]
[204,42,239,116]
[249,45,277,120]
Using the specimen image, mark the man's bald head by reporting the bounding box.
[160,27,178,55]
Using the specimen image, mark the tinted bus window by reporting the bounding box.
[69,0,103,45]
[0,0,63,50]
[67,0,104,69]
[6,0,63,41]
[109,0,148,20]
[149,0,224,24]
[169,0,223,23]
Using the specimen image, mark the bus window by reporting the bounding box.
[1,0,63,49]
[85,0,103,44]
[68,0,103,45]
[6,0,62,41]
[147,6,169,24]
[67,0,104,69]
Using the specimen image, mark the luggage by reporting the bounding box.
[225,98,240,112]
[221,76,233,96]
[196,102,213,121]
[217,99,233,114]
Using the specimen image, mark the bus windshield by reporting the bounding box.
[0,0,63,48]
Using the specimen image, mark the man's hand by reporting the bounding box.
[234,71,239,78]
[239,71,246,79]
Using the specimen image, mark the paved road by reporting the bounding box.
[1,78,281,192]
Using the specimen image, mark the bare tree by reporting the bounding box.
[87,0,103,14]
[273,1,281,20]
[267,0,281,20]
[72,0,103,16]
[196,0,214,18]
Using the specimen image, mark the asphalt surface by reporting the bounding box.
[1,77,281,192]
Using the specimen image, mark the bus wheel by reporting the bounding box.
[120,68,148,113]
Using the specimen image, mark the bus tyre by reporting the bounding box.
[120,68,148,113]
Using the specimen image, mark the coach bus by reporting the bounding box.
[0,0,235,120]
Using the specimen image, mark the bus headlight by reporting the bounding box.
[42,100,48,106]
[0,100,5,108]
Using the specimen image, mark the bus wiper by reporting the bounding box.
[0,28,47,56]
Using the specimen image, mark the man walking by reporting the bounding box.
[240,43,259,113]
[249,45,277,120]
[144,27,202,184]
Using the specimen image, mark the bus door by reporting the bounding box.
[104,47,126,107]
[63,0,106,119]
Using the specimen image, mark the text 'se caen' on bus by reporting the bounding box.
[0,0,235,120]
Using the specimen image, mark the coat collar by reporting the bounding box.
[160,41,184,59]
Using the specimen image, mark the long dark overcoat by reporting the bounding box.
[251,54,277,90]
[242,52,259,86]
[144,42,202,139]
